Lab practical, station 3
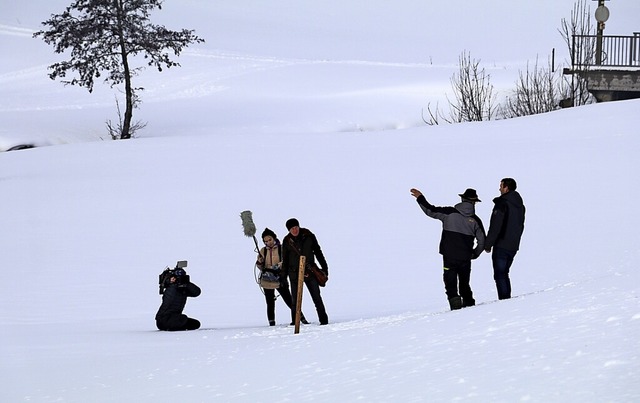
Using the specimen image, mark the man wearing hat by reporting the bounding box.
[410,187,486,310]
[281,218,329,325]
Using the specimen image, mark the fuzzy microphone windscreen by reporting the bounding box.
[240,210,256,237]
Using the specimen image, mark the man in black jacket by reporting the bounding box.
[156,269,201,331]
[282,218,329,325]
[484,178,526,300]
[411,187,485,310]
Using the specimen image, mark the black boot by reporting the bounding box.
[448,296,462,310]
[462,298,475,308]
[318,311,329,325]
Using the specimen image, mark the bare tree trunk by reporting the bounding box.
[121,55,134,140]
[113,0,133,139]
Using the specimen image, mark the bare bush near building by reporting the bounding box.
[501,58,564,119]
[423,51,496,125]
[559,0,596,106]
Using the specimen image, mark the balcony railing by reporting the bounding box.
[571,33,640,68]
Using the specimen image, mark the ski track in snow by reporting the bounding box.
[0,65,46,82]
[0,23,34,38]
[137,48,447,103]
[1,40,451,112]
[184,47,442,69]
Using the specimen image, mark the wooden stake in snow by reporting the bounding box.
[294,255,306,334]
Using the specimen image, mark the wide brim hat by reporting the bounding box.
[459,188,481,202]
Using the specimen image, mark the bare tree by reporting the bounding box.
[558,0,596,106]
[501,57,563,118]
[34,0,204,139]
[423,51,496,125]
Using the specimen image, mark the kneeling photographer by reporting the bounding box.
[156,261,201,331]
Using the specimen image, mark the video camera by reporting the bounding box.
[158,260,190,294]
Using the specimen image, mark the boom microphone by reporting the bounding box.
[240,210,256,237]
[240,210,259,251]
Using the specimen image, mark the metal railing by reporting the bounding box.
[571,33,640,68]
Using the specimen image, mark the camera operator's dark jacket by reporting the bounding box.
[282,228,328,276]
[416,195,486,261]
[155,282,201,331]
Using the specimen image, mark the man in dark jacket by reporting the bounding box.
[282,218,329,325]
[411,187,486,310]
[156,269,201,331]
[484,178,526,300]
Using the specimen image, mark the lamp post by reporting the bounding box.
[594,0,610,65]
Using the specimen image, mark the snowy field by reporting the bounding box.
[1,1,639,402]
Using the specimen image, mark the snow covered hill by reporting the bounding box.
[1,1,639,402]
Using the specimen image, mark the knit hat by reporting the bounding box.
[261,228,277,240]
[459,188,481,202]
[285,218,300,231]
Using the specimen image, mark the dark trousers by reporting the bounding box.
[492,246,517,299]
[290,273,328,324]
[156,315,200,331]
[264,281,295,322]
[442,257,474,306]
